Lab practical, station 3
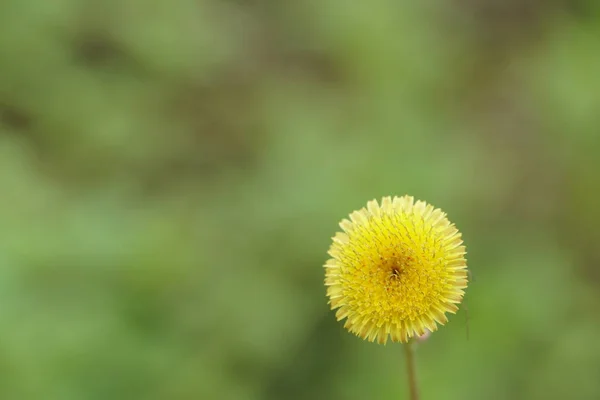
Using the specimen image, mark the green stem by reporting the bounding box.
[403,341,419,400]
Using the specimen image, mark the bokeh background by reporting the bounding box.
[1,0,600,399]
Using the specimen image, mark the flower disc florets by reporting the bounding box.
[324,196,468,344]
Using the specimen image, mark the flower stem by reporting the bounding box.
[403,341,419,400]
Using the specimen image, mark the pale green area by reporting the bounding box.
[1,1,600,399]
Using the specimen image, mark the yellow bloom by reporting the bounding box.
[324,195,468,344]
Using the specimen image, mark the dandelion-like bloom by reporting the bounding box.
[324,195,468,344]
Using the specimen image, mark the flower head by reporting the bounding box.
[324,196,468,344]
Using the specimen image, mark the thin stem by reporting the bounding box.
[403,341,419,400]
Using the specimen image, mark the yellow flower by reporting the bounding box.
[324,196,468,344]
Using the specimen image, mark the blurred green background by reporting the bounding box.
[1,0,600,399]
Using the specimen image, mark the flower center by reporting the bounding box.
[390,265,402,279]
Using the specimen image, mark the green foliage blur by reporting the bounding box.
[1,1,600,399]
